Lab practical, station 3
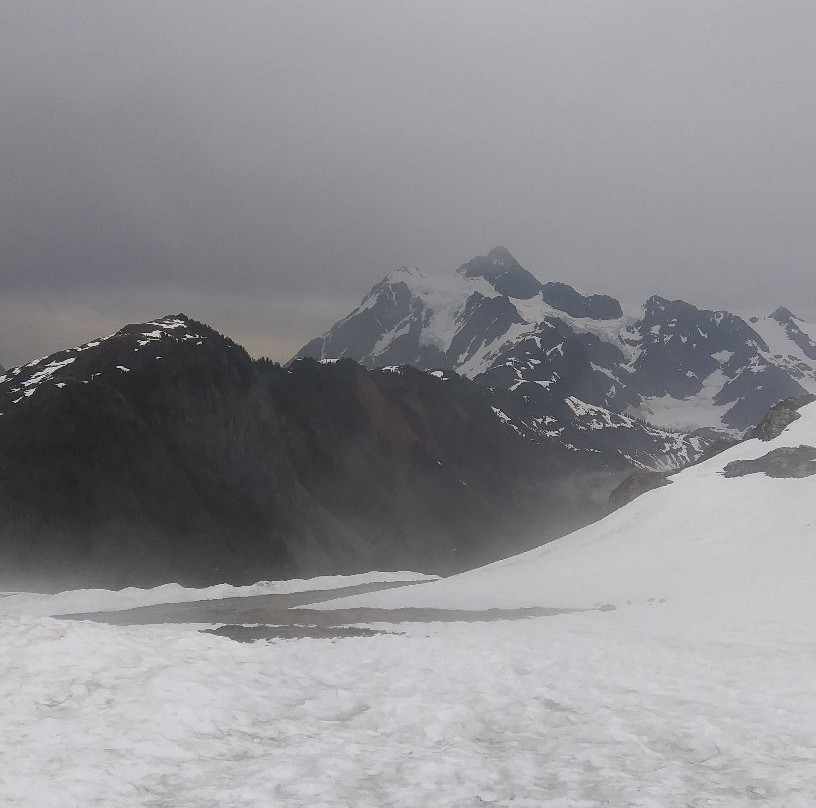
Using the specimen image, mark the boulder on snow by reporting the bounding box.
[722,445,816,479]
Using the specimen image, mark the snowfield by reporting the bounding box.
[2,404,816,806]
[4,611,815,807]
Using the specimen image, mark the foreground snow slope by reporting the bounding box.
[324,400,816,616]
[2,405,815,807]
[3,609,815,808]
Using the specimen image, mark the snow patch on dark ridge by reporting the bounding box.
[0,314,214,416]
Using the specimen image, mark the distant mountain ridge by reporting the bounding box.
[295,247,816,433]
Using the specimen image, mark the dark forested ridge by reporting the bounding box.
[0,316,626,589]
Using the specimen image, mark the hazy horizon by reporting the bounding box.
[3,242,814,369]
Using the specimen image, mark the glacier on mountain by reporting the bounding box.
[295,247,816,435]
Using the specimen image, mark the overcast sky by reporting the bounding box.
[2,1,815,367]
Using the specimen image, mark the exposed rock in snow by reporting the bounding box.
[607,468,672,512]
[750,394,816,441]
[321,399,816,613]
[722,445,816,478]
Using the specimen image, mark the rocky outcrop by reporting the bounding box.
[750,395,816,441]
[458,246,543,299]
[722,446,816,478]
[607,469,672,513]
[608,395,816,510]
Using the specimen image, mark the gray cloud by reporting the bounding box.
[2,1,816,366]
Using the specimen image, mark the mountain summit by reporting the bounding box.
[0,314,242,417]
[457,246,544,299]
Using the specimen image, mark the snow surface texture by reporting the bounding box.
[4,612,814,807]
[3,406,816,806]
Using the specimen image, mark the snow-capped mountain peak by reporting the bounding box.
[295,249,816,437]
[767,306,816,361]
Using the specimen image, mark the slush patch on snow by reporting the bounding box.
[0,572,438,618]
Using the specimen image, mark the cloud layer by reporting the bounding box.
[2,1,815,365]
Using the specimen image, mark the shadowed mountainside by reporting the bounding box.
[0,316,623,589]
